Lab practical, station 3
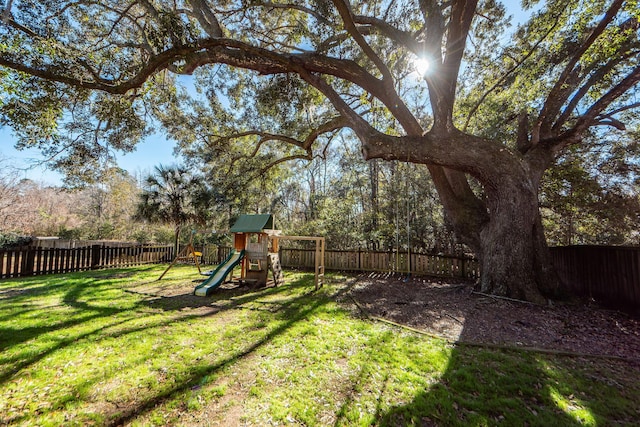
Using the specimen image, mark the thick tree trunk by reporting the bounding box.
[474,181,558,304]
[347,83,562,303]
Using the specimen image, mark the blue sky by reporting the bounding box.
[2,3,533,186]
[1,126,177,184]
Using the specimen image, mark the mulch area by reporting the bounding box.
[347,273,640,363]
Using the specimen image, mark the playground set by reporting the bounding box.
[157,231,203,280]
[193,214,325,297]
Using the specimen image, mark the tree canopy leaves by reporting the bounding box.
[1,0,638,300]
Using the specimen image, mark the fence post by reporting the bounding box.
[91,244,102,270]
[22,247,37,276]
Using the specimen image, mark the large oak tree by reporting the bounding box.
[1,0,638,302]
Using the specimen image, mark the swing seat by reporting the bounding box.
[177,251,202,264]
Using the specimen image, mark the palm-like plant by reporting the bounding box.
[136,165,210,255]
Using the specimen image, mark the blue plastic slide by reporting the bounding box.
[194,250,245,296]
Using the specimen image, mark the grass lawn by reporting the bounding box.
[1,265,639,426]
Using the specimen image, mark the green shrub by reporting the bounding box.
[0,232,32,249]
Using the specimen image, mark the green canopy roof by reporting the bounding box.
[230,214,274,233]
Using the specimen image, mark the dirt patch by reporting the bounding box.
[129,273,640,362]
[348,273,640,362]
[125,279,253,315]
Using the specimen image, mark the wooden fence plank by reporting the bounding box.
[47,248,54,274]
[0,251,7,278]
[12,250,20,277]
[0,244,173,278]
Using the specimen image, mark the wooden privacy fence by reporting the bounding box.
[282,248,479,279]
[4,242,637,307]
[0,244,173,279]
[30,238,142,249]
[550,245,640,307]
[231,247,479,280]
[195,244,222,265]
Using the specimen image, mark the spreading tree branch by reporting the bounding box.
[462,2,569,133]
[534,0,625,142]
[352,15,421,53]
[247,1,331,26]
[571,67,640,135]
[186,0,223,37]
[546,66,640,150]
[553,43,639,131]
[207,116,348,165]
[331,0,395,85]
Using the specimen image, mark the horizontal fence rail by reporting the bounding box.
[0,245,174,279]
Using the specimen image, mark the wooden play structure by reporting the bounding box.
[269,234,325,290]
[194,214,325,296]
[157,231,202,280]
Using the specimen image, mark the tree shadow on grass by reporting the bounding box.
[371,347,581,426]
[0,311,167,391]
[385,348,637,425]
[1,268,355,426]
[1,269,144,335]
[135,274,322,312]
[0,277,131,379]
[340,278,640,426]
[333,343,635,426]
[1,269,247,385]
[104,276,357,426]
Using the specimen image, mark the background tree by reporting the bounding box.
[1,1,638,302]
[136,164,212,255]
[540,132,640,245]
[0,155,22,228]
[0,156,86,236]
[78,167,141,239]
[6,180,84,236]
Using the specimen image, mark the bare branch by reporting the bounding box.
[573,67,640,132]
[352,15,421,52]
[553,48,640,131]
[186,0,223,37]
[535,0,625,138]
[462,3,569,133]
[301,116,348,149]
[3,17,40,38]
[594,118,626,130]
[255,154,312,177]
[209,116,347,162]
[331,0,394,84]
[600,101,640,117]
[548,67,640,149]
[205,117,349,181]
[248,1,331,25]
[1,0,13,23]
